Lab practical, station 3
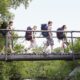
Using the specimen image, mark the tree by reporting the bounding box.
[0,0,80,80]
[10,0,31,9]
[0,0,32,80]
[0,0,31,21]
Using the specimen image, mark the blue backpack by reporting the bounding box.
[41,24,49,37]
[0,21,8,36]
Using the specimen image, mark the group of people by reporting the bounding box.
[0,20,68,53]
[25,21,69,53]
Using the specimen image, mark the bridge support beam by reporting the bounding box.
[0,53,80,61]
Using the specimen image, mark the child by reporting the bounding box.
[6,21,14,53]
[43,21,54,53]
[25,25,37,52]
[57,25,69,52]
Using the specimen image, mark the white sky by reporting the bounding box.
[10,0,80,48]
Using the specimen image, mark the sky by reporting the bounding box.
[10,0,80,48]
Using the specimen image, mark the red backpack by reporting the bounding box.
[25,27,32,40]
[56,27,64,40]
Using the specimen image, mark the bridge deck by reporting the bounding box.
[0,53,80,61]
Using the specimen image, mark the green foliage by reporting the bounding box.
[72,38,80,53]
[0,0,12,21]
[32,46,43,53]
[10,0,32,9]
[14,44,24,53]
[0,0,10,14]
[0,0,80,79]
[0,0,31,21]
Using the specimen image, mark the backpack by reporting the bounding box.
[56,27,64,40]
[41,24,49,37]
[25,26,32,40]
[0,21,8,36]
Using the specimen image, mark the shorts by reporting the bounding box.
[6,33,13,46]
[46,36,54,46]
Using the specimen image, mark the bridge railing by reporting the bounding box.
[0,29,80,54]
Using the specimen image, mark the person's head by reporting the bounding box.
[33,25,37,30]
[9,21,13,26]
[62,25,67,30]
[48,21,53,27]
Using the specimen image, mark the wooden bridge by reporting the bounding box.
[0,53,80,61]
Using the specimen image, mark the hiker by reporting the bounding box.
[56,25,69,52]
[32,25,37,45]
[1,21,14,53]
[0,21,8,53]
[41,21,54,53]
[25,25,37,52]
[6,21,14,53]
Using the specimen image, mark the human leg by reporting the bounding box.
[27,39,35,51]
[49,37,54,53]
[8,37,14,53]
[43,38,49,52]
